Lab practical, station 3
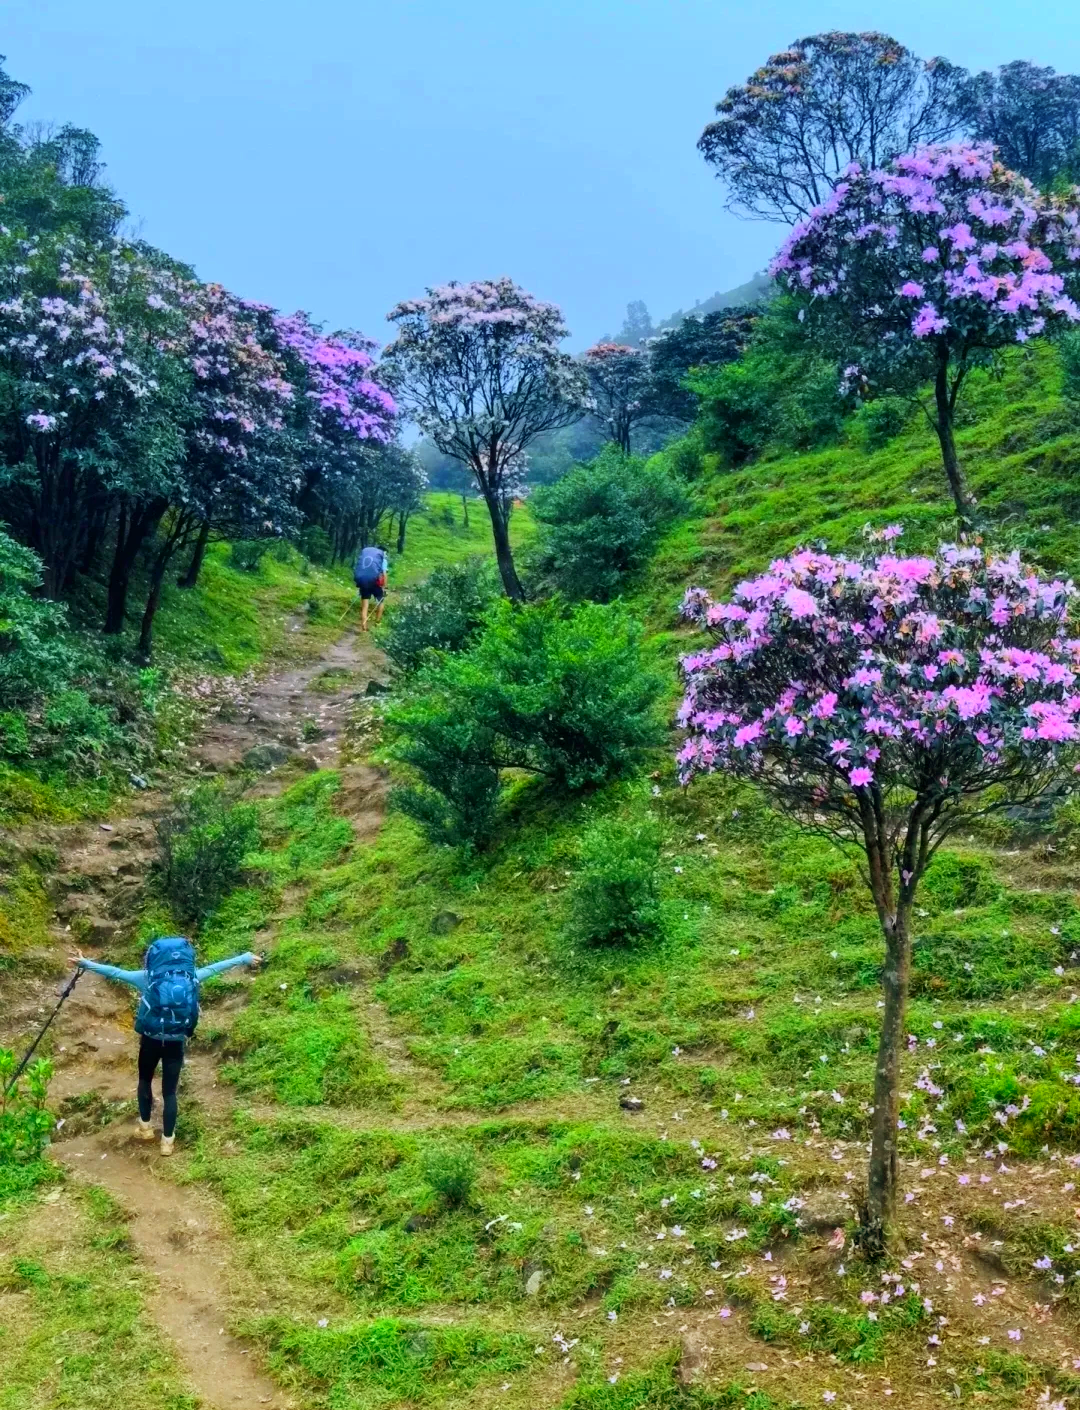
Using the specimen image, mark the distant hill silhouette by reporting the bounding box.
[657,270,772,331]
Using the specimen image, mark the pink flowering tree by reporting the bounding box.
[268,309,398,572]
[678,530,1080,1248]
[0,229,177,597]
[772,143,1080,522]
[382,279,589,601]
[582,343,652,454]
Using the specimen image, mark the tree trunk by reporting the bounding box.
[461,494,470,528]
[934,353,973,525]
[396,511,408,555]
[865,905,913,1252]
[178,519,210,588]
[137,548,170,660]
[104,500,164,635]
[483,490,525,602]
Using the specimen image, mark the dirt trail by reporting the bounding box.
[0,623,389,1410]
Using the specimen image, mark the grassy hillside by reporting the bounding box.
[139,349,1080,1404]
[6,371,1080,1408]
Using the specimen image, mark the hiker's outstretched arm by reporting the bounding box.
[195,952,260,981]
[75,958,147,990]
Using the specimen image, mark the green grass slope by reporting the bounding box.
[163,343,1080,1408]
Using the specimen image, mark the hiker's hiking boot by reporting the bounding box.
[135,1118,155,1142]
[160,1134,176,1157]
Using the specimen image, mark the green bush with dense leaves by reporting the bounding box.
[154,780,261,923]
[529,447,689,602]
[0,529,76,707]
[388,599,666,847]
[381,556,499,675]
[0,1053,53,1165]
[421,1141,478,1207]
[567,815,662,946]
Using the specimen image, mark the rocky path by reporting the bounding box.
[0,624,389,1410]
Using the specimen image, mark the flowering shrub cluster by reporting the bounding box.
[770,142,1080,516]
[383,278,588,599]
[582,342,650,454]
[678,529,1079,815]
[678,528,1080,1236]
[271,310,395,444]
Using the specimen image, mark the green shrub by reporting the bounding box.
[689,304,845,464]
[381,557,499,675]
[298,525,332,565]
[421,1141,478,1207]
[0,1054,52,1164]
[229,540,267,573]
[529,447,689,602]
[853,396,910,449]
[388,600,665,846]
[567,816,661,945]
[154,781,261,922]
[1061,329,1080,403]
[34,690,125,773]
[389,716,502,850]
[0,529,76,708]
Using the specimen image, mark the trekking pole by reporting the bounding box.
[3,966,83,1097]
[337,592,359,623]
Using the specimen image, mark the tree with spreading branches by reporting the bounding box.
[381,279,588,601]
[772,142,1080,522]
[678,530,1080,1250]
[699,32,967,223]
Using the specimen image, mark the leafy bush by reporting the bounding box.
[229,540,267,573]
[390,715,502,850]
[381,558,499,675]
[298,525,332,565]
[1061,329,1080,404]
[689,304,846,464]
[0,1054,52,1164]
[853,396,910,450]
[33,690,125,773]
[154,780,261,922]
[529,447,689,602]
[567,816,661,945]
[388,600,665,846]
[0,529,76,708]
[421,1141,478,1207]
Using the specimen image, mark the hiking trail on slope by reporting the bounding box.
[0,623,388,1410]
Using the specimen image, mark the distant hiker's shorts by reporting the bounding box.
[355,577,385,602]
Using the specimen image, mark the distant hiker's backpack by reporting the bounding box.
[355,546,386,583]
[135,936,199,1040]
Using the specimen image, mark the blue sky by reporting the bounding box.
[6,2,1080,349]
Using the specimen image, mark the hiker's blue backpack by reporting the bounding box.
[135,936,199,1040]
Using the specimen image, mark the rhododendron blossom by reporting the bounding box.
[678,530,1079,1244]
[382,278,588,600]
[771,142,1080,521]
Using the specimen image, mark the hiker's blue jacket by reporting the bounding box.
[77,952,257,992]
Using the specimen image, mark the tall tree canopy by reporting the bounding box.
[958,61,1080,190]
[699,32,968,223]
[382,279,588,601]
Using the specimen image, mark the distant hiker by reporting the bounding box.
[353,543,389,631]
[69,938,261,1156]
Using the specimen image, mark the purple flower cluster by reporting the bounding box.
[678,532,1080,808]
[0,233,173,442]
[771,142,1080,352]
[273,311,396,442]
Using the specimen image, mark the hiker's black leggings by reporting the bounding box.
[137,1036,184,1137]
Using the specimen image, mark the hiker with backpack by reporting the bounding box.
[353,543,389,631]
[68,937,261,1155]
